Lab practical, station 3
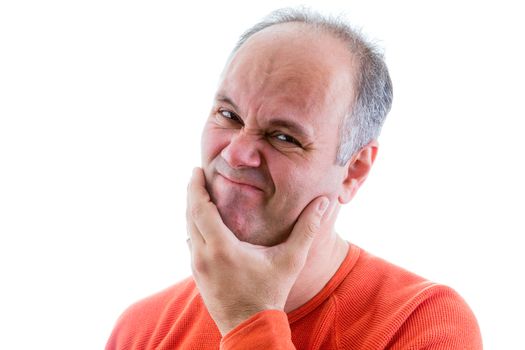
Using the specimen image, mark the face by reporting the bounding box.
[201,24,356,246]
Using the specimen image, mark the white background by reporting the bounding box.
[1,1,523,349]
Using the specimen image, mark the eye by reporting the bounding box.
[273,133,303,147]
[218,109,244,125]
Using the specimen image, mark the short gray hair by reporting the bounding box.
[231,7,393,165]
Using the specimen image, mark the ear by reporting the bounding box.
[338,140,379,204]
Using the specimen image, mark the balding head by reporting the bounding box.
[221,22,356,129]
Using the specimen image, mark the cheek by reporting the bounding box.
[271,161,342,206]
[201,125,230,164]
[269,165,311,210]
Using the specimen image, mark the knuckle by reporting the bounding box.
[191,255,208,275]
[305,220,320,238]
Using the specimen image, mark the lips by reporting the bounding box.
[218,172,264,192]
[213,156,269,193]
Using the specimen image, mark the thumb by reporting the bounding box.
[284,196,329,254]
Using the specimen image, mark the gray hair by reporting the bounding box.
[231,7,393,165]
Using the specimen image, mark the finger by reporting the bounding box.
[283,196,329,254]
[186,170,206,247]
[188,167,235,245]
[186,206,205,247]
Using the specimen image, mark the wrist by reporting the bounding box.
[215,306,283,336]
[220,310,293,349]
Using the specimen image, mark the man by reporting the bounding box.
[107,8,482,349]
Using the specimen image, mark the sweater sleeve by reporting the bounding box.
[220,310,296,350]
[386,286,482,350]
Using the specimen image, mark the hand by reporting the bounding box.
[186,167,329,336]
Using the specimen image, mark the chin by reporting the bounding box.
[218,206,290,247]
[217,206,256,241]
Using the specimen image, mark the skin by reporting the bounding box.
[187,23,378,336]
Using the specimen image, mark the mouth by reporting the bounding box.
[218,173,264,193]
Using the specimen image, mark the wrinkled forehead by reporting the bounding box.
[218,23,356,116]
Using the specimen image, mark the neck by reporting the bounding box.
[284,208,349,313]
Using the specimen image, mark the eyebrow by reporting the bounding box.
[215,93,313,141]
[216,94,239,111]
[268,119,313,141]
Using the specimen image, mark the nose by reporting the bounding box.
[221,130,262,169]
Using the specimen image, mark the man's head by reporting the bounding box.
[201,8,393,246]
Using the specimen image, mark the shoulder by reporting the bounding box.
[121,277,196,318]
[392,285,482,349]
[387,283,482,349]
[333,247,482,349]
[106,277,197,350]
[117,277,197,327]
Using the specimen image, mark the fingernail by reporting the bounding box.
[318,198,329,215]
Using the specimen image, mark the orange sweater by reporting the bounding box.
[106,245,482,349]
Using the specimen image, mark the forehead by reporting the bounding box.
[218,23,355,124]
